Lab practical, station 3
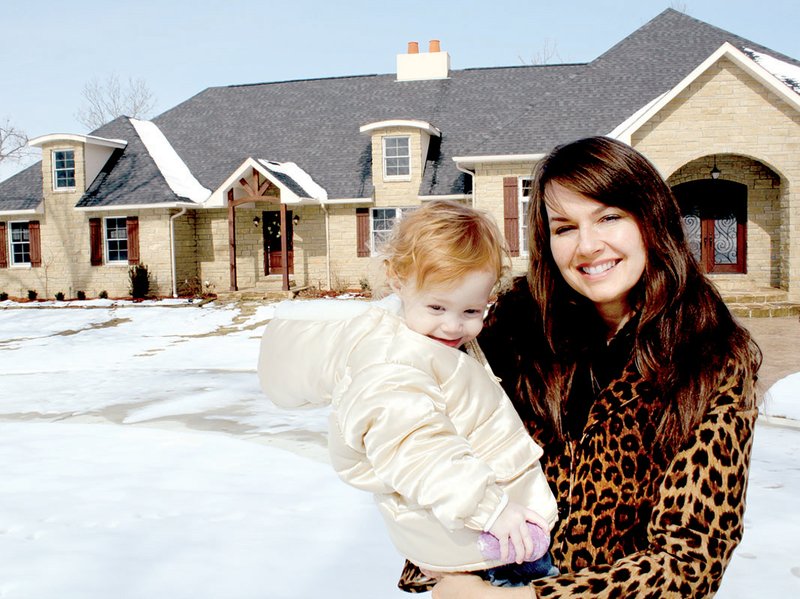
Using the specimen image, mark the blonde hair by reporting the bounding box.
[382,200,507,291]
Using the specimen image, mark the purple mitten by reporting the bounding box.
[477,522,550,564]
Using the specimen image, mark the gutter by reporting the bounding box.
[169,207,187,298]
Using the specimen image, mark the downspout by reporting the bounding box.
[455,162,476,206]
[321,203,331,289]
[169,207,187,298]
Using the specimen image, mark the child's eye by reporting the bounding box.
[464,308,482,315]
[428,305,444,312]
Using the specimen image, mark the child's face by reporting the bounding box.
[393,270,496,348]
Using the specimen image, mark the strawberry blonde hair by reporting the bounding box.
[383,200,508,291]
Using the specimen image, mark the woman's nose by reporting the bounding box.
[577,227,603,255]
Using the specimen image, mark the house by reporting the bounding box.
[1,9,799,305]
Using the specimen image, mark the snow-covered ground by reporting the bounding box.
[0,298,798,598]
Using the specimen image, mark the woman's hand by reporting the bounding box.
[431,573,534,598]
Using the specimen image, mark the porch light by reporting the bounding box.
[293,214,300,226]
[710,156,721,180]
[253,216,260,227]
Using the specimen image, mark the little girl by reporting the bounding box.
[258,200,557,586]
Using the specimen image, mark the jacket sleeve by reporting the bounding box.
[530,374,757,598]
[332,360,505,532]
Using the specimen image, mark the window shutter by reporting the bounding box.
[503,177,520,257]
[356,208,370,257]
[126,216,140,265]
[0,222,7,268]
[29,221,42,267]
[90,218,103,266]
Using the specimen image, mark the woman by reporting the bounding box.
[406,136,761,597]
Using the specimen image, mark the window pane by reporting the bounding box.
[105,218,128,262]
[383,137,410,177]
[53,149,76,188]
[10,222,31,265]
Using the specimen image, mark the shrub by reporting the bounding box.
[128,263,150,299]
[76,290,86,301]
[55,292,65,301]
[0,292,8,301]
[99,290,109,299]
[27,289,38,301]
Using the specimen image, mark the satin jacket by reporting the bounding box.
[258,295,558,571]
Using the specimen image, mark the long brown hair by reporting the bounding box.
[525,136,761,450]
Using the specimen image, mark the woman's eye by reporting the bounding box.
[601,214,621,223]
[553,225,575,235]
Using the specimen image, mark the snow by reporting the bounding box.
[0,299,798,597]
[258,159,328,201]
[745,48,800,94]
[129,118,211,203]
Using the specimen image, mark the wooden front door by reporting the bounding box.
[262,210,294,275]
[673,180,747,274]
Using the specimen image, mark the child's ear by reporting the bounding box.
[388,276,403,293]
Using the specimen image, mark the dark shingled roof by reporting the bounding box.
[0,163,42,212]
[2,9,797,210]
[76,117,185,207]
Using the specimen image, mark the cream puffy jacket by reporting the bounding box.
[258,296,558,571]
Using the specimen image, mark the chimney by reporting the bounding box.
[397,39,450,82]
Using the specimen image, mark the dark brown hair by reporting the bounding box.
[525,136,760,449]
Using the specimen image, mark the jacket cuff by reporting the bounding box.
[482,492,509,532]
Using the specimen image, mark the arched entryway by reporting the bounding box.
[673,179,747,274]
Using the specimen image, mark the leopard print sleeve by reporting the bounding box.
[530,372,757,598]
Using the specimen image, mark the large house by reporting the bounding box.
[1,9,799,305]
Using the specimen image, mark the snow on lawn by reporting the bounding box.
[0,299,798,597]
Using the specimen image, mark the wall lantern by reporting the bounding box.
[253,216,260,227]
[710,156,721,180]
[292,214,301,226]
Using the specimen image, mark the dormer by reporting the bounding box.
[28,133,127,197]
[397,40,450,81]
[359,120,441,204]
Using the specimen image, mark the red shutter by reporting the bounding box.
[356,208,370,257]
[0,222,7,268]
[90,218,103,266]
[126,216,140,265]
[503,177,520,257]
[29,221,42,267]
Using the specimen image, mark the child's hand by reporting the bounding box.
[487,502,548,564]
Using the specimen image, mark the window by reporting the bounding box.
[105,217,128,263]
[382,136,410,179]
[519,178,533,254]
[9,222,31,265]
[53,149,76,189]
[370,207,416,254]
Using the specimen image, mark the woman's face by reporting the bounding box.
[544,182,646,327]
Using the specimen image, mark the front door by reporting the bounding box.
[673,180,747,274]
[262,210,294,275]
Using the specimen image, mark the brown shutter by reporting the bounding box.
[503,177,520,257]
[356,208,370,257]
[126,216,140,265]
[90,218,103,266]
[0,222,7,268]
[29,221,42,267]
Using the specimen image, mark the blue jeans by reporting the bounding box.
[479,552,559,587]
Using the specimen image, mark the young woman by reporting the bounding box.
[408,137,762,597]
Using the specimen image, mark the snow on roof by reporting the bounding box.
[129,118,211,203]
[745,48,800,94]
[258,159,328,202]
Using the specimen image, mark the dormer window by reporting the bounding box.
[383,136,411,179]
[53,149,76,189]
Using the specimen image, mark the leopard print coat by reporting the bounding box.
[398,284,757,597]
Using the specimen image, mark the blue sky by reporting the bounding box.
[2,0,798,181]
